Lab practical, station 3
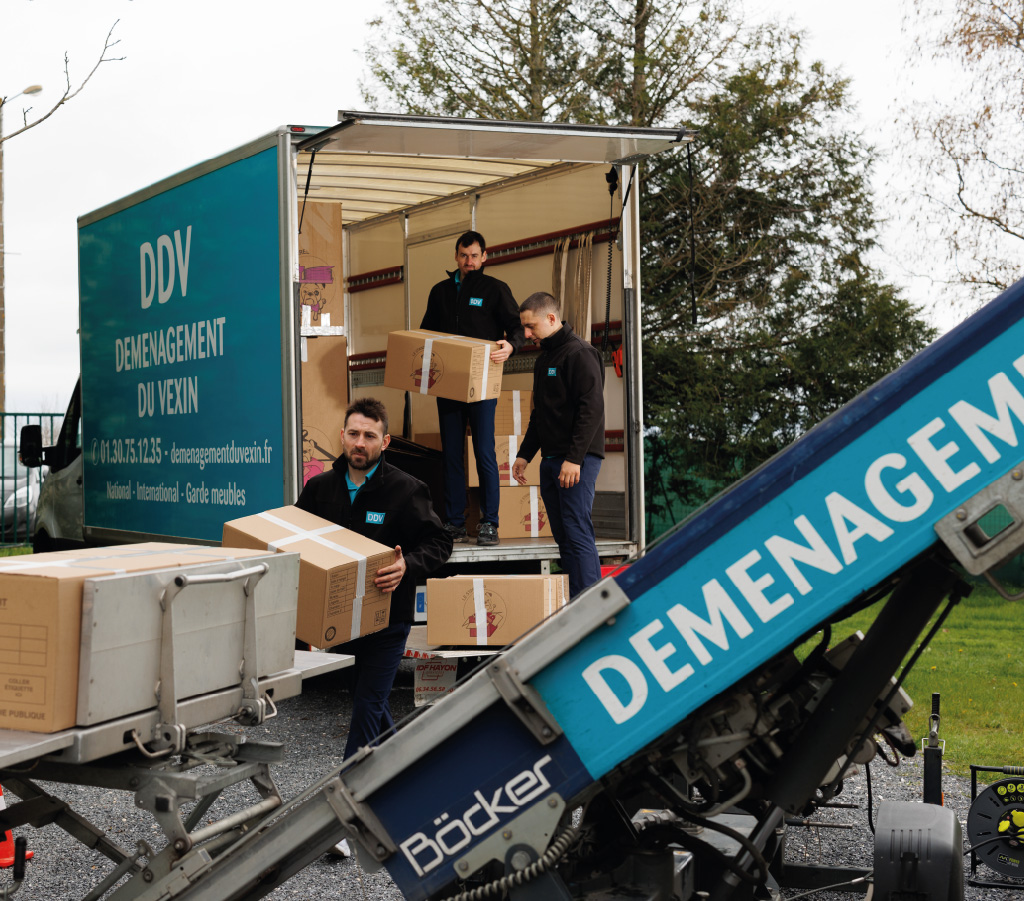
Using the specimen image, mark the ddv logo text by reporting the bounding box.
[365,511,385,525]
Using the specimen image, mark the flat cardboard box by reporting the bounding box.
[301,334,348,486]
[467,436,540,487]
[0,543,290,734]
[222,506,392,649]
[297,200,344,328]
[426,574,568,646]
[494,389,532,435]
[384,329,502,403]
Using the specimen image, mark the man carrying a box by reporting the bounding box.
[421,231,526,547]
[296,398,453,762]
[512,292,605,598]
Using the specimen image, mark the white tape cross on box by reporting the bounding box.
[511,389,522,435]
[258,511,372,642]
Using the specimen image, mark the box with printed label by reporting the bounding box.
[467,436,540,487]
[383,329,502,403]
[426,574,569,646]
[494,389,532,435]
[413,659,459,706]
[0,543,297,734]
[222,506,392,649]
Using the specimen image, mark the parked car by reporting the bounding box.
[0,445,45,542]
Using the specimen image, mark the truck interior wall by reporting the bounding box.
[343,163,628,507]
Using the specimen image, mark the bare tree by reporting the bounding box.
[903,0,1024,307]
[0,21,123,413]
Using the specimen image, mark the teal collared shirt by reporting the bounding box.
[345,460,380,504]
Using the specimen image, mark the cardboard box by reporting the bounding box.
[222,506,393,649]
[413,432,443,452]
[426,574,568,646]
[467,436,540,487]
[383,329,502,403]
[297,200,344,328]
[494,389,532,435]
[0,543,292,734]
[465,486,553,538]
[301,335,348,485]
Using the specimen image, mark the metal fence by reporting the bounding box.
[1,412,63,548]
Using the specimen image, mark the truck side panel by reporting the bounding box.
[79,145,289,543]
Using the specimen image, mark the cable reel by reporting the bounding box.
[967,776,1024,878]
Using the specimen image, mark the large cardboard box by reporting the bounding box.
[494,389,532,435]
[301,334,348,485]
[222,506,392,648]
[426,574,568,646]
[384,329,502,403]
[0,543,294,734]
[467,436,540,487]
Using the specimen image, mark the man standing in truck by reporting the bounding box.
[512,292,605,598]
[420,231,525,546]
[296,398,452,764]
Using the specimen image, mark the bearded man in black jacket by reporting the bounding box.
[296,398,452,761]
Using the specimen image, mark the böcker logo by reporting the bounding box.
[398,754,554,876]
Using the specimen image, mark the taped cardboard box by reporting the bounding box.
[0,543,293,734]
[223,506,392,649]
[383,329,502,403]
[426,574,569,646]
[494,389,532,435]
[465,486,553,539]
[467,435,540,487]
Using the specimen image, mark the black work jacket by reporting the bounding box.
[295,456,453,623]
[420,268,526,352]
[518,323,605,465]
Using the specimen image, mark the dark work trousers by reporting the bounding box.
[539,453,602,598]
[338,620,412,760]
[437,396,499,527]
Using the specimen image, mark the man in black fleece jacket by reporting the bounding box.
[296,398,452,760]
[420,231,525,546]
[512,292,605,597]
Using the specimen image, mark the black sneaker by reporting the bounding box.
[477,522,499,546]
[444,522,469,542]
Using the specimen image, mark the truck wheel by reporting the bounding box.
[32,530,54,555]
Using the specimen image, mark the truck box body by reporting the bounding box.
[47,113,689,575]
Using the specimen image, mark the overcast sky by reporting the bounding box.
[1,0,949,413]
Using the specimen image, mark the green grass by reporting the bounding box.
[0,546,31,557]
[815,584,1023,776]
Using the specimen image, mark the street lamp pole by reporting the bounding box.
[0,84,43,415]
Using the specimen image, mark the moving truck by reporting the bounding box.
[21,111,690,571]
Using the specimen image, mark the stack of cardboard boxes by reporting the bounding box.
[467,388,552,539]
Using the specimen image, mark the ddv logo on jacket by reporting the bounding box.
[365,511,386,525]
[547,367,557,376]
[468,296,484,307]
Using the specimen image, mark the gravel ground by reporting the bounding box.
[0,668,1016,900]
